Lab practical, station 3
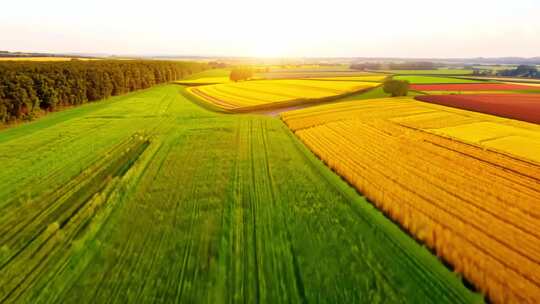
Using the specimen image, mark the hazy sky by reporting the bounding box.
[2,0,539,58]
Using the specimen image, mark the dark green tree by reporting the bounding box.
[383,79,410,97]
[0,60,208,123]
[229,67,253,82]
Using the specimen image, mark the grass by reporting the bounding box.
[0,85,479,303]
[174,76,231,85]
[181,68,230,80]
[338,86,424,102]
[393,75,484,84]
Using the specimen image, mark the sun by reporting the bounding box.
[249,40,288,58]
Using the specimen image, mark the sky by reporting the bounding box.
[1,0,539,58]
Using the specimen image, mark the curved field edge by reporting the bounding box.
[185,83,382,113]
[0,85,481,303]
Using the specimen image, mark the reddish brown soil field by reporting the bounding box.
[415,94,540,124]
[411,83,539,91]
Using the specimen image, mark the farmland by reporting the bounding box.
[174,77,231,85]
[4,0,540,302]
[416,94,540,124]
[298,75,389,82]
[415,90,516,95]
[0,57,98,61]
[2,62,539,304]
[259,70,378,79]
[410,83,540,91]
[0,84,481,303]
[452,76,540,84]
[281,98,540,303]
[393,75,483,84]
[188,79,381,111]
[373,69,474,75]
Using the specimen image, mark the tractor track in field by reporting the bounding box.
[1,85,481,304]
[260,121,308,303]
[0,136,149,303]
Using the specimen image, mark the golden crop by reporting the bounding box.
[281,97,540,304]
[188,79,379,111]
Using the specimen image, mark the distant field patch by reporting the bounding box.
[265,65,351,73]
[259,71,378,79]
[416,94,540,124]
[175,77,230,85]
[411,83,540,91]
[0,57,97,62]
[181,68,230,80]
[188,79,379,111]
[301,75,389,82]
[422,90,516,95]
[503,81,540,87]
[394,75,483,84]
[452,76,540,84]
[375,69,474,75]
[472,65,515,71]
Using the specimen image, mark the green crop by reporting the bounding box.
[0,84,480,303]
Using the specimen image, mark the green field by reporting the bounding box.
[336,86,424,101]
[181,68,230,80]
[259,71,376,79]
[394,75,485,84]
[0,84,479,303]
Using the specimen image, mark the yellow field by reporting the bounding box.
[174,77,231,85]
[188,79,379,111]
[282,98,540,304]
[0,57,97,61]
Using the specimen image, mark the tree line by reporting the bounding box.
[497,65,539,78]
[0,60,208,123]
[471,65,539,78]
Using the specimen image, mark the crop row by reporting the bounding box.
[0,134,149,302]
[0,85,478,303]
[282,98,540,303]
[189,79,379,111]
